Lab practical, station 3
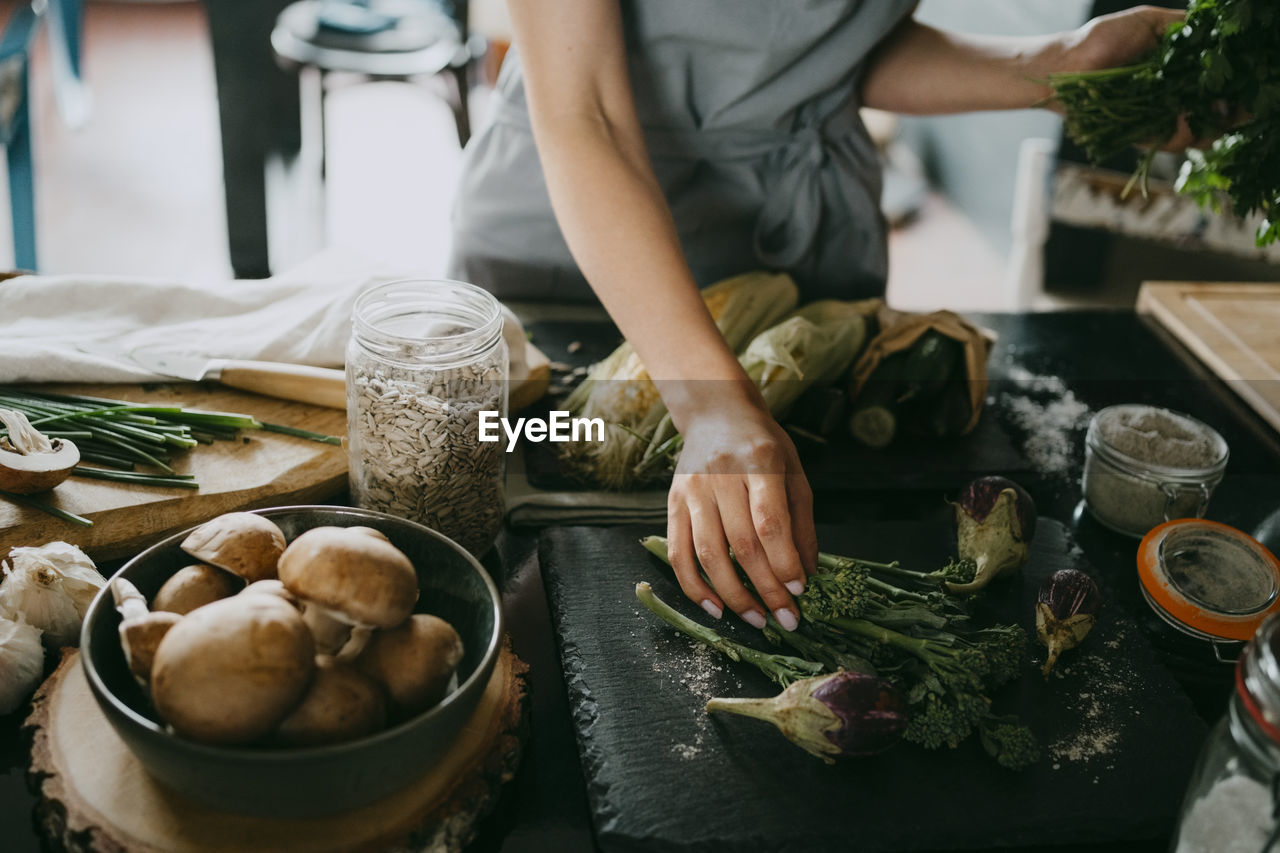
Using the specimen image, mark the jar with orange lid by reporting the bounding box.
[1170,610,1280,852]
[1137,519,1280,663]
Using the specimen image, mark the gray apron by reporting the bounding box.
[448,0,917,303]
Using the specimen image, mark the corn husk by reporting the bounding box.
[561,271,799,489]
[635,299,870,479]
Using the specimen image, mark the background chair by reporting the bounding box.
[269,0,478,248]
[0,0,89,272]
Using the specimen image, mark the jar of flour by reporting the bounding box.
[1081,404,1228,538]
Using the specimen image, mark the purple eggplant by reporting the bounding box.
[705,671,907,763]
[946,476,1038,595]
[1036,568,1101,678]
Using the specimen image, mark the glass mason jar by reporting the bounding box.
[1171,612,1280,853]
[346,279,508,558]
[1081,405,1228,539]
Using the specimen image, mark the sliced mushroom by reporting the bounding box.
[112,577,182,686]
[277,526,418,659]
[0,408,80,494]
[180,512,286,583]
[355,614,464,718]
[274,656,387,746]
[151,564,242,615]
[150,594,315,745]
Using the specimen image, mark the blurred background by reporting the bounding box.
[1,0,1278,312]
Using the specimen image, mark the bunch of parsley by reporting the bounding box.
[1049,0,1278,245]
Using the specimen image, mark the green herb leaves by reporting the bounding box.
[1051,0,1279,245]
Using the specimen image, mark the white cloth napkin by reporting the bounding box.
[0,248,530,385]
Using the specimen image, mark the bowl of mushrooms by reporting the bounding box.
[78,505,502,818]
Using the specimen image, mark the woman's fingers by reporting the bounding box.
[786,468,819,578]
[666,492,723,620]
[687,487,766,628]
[719,479,800,631]
[747,471,807,593]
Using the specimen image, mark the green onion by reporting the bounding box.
[72,467,199,489]
[260,421,344,445]
[0,489,93,526]
[0,389,343,525]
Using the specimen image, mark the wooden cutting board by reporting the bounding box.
[1138,281,1280,435]
[26,643,529,853]
[0,383,349,562]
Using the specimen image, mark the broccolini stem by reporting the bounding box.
[635,583,823,687]
[767,616,873,675]
[640,535,670,564]
[817,612,933,660]
[816,552,903,574]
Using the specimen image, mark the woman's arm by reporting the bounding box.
[509,0,815,630]
[861,5,1184,115]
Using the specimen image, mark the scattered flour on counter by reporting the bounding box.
[642,614,744,761]
[999,365,1093,478]
[1047,625,1142,768]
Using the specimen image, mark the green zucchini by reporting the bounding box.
[848,352,906,449]
[897,330,965,406]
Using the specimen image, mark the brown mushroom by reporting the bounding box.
[277,526,418,659]
[151,564,242,615]
[238,578,295,602]
[112,577,181,686]
[150,594,315,745]
[275,656,387,746]
[0,408,80,494]
[354,614,464,718]
[179,512,286,584]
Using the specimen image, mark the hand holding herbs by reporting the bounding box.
[637,528,1041,770]
[1049,0,1279,245]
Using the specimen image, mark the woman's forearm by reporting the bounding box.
[510,0,757,426]
[531,116,760,425]
[861,8,1182,117]
[860,20,1068,115]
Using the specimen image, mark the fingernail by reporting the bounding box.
[700,599,723,620]
[785,580,805,596]
[742,610,767,630]
[774,608,799,632]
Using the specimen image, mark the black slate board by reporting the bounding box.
[538,513,1209,853]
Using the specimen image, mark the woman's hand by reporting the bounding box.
[1056,6,1183,76]
[862,6,1185,116]
[1056,6,1231,150]
[664,395,817,632]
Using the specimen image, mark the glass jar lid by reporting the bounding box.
[1138,519,1280,642]
[1087,404,1229,482]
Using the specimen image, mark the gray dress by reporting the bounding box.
[448,0,917,303]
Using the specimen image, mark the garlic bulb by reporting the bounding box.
[0,615,44,715]
[0,542,106,648]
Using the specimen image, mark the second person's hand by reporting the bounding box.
[664,393,818,632]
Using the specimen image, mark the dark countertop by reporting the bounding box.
[2,309,1278,852]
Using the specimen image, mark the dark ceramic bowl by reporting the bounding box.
[80,505,502,818]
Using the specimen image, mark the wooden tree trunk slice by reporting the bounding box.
[25,642,529,853]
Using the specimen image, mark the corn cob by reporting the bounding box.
[561,271,799,489]
[635,299,869,480]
